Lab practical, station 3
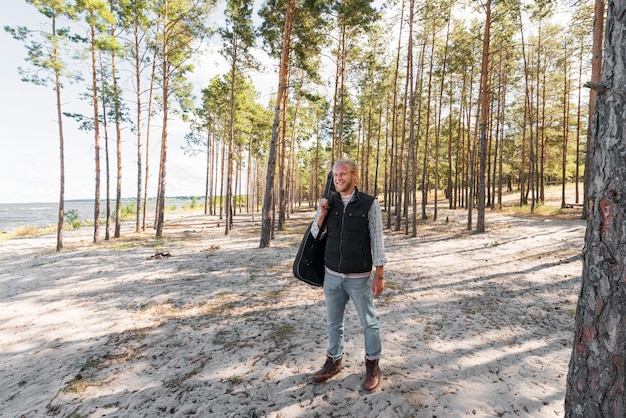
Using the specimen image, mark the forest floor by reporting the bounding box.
[0,185,586,417]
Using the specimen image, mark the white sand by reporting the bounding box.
[0,204,585,417]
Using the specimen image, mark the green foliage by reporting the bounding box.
[111,202,137,221]
[64,209,83,228]
[182,196,201,210]
[4,1,81,87]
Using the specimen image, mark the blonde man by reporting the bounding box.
[310,157,387,393]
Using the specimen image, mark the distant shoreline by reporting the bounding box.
[0,196,203,233]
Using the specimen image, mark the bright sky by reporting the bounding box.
[0,1,278,204]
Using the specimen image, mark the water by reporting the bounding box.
[0,197,199,233]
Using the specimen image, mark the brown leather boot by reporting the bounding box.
[311,355,342,383]
[363,358,381,393]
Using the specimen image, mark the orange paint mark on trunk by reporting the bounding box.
[599,198,612,232]
[595,298,605,315]
[583,324,596,342]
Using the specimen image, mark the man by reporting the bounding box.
[310,157,387,393]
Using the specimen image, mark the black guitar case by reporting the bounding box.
[292,171,335,287]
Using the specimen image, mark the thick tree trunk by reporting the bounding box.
[260,0,293,248]
[565,1,626,414]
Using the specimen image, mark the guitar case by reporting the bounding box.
[292,171,335,287]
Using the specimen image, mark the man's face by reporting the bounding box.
[333,164,356,195]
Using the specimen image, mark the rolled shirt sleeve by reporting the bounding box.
[368,199,387,267]
[310,206,324,238]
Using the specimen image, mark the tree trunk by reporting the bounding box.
[518,10,529,207]
[387,0,404,230]
[277,74,289,231]
[575,35,584,205]
[433,4,451,222]
[561,40,570,209]
[565,2,626,414]
[582,0,605,220]
[112,37,123,239]
[52,13,65,252]
[476,0,491,233]
[155,0,169,239]
[102,77,111,241]
[143,48,157,231]
[260,0,293,248]
[90,17,101,244]
[133,21,143,233]
[204,131,212,215]
[420,30,435,221]
[225,39,238,235]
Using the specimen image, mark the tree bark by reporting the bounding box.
[52,12,65,252]
[89,16,101,244]
[133,20,143,233]
[225,38,237,235]
[565,1,626,414]
[582,0,605,220]
[155,0,169,239]
[476,0,491,233]
[260,0,293,248]
[143,48,157,231]
[112,34,123,239]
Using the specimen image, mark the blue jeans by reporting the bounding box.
[323,270,382,361]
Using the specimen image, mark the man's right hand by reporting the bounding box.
[317,198,329,228]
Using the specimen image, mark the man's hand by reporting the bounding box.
[317,198,329,228]
[372,277,384,297]
[372,266,385,297]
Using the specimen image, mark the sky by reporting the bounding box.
[0,0,278,204]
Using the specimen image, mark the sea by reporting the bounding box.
[0,197,199,233]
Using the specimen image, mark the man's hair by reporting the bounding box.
[333,157,357,174]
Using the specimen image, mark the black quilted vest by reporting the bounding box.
[324,188,375,274]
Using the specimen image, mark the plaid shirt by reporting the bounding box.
[311,192,387,273]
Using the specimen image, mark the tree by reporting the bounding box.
[475,0,491,233]
[582,0,605,220]
[116,0,155,234]
[259,0,294,248]
[220,0,257,235]
[5,0,77,252]
[75,0,114,244]
[565,0,626,414]
[153,0,215,239]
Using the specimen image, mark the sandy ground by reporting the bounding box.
[0,200,586,417]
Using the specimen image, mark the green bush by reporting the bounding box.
[183,196,201,211]
[64,209,83,229]
[120,202,137,220]
[112,202,137,221]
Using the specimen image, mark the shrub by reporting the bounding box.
[12,225,39,237]
[112,202,137,221]
[64,209,83,228]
